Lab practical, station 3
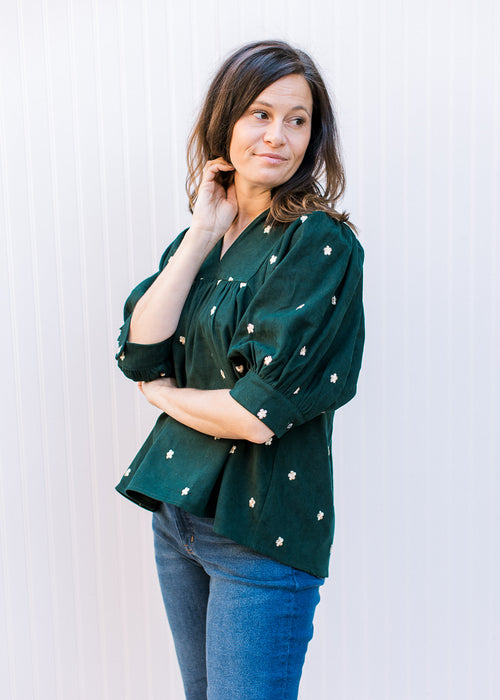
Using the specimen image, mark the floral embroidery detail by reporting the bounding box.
[265,437,273,446]
[179,336,186,345]
[264,225,271,234]
[286,423,294,430]
[228,276,234,281]
[330,373,338,383]
[249,497,256,508]
[275,537,284,547]
[160,372,166,377]
[181,487,190,496]
[323,245,332,256]
[269,255,277,264]
[240,282,247,288]
[263,355,273,366]
[220,369,226,379]
[331,295,337,305]
[299,346,307,356]
[235,364,244,373]
[124,468,131,477]
[317,511,325,521]
[119,352,125,361]
[210,306,216,315]
[229,445,237,454]
[247,323,255,334]
[217,279,222,285]
[257,408,268,420]
[327,446,331,456]
[288,471,296,480]
[166,450,175,459]
[214,436,220,440]
[293,387,300,395]
[300,215,308,222]
[296,304,305,310]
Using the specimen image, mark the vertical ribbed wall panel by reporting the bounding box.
[0,1,498,698]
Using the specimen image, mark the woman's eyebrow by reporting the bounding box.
[251,100,311,117]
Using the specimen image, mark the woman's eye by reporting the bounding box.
[253,111,268,120]
[291,117,306,126]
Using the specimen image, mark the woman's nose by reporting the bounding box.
[264,120,285,146]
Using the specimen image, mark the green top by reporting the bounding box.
[115,210,364,578]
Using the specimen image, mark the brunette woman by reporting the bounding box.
[116,40,364,700]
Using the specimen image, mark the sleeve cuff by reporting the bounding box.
[229,370,305,439]
[116,316,174,382]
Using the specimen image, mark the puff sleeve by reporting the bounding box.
[228,212,364,438]
[115,230,186,381]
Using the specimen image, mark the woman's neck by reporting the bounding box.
[232,175,271,234]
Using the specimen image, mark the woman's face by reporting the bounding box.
[229,74,313,193]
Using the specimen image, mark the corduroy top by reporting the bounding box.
[115,210,364,578]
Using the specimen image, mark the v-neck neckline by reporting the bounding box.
[218,209,269,262]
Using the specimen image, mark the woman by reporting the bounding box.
[116,40,364,700]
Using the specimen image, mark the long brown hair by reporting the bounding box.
[186,40,352,227]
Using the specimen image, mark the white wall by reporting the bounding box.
[1,1,498,698]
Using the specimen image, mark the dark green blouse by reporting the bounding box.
[115,210,364,578]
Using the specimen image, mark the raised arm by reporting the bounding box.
[129,159,237,343]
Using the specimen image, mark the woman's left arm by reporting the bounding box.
[138,379,273,444]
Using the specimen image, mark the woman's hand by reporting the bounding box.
[190,158,238,241]
[138,377,177,410]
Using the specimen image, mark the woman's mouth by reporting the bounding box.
[254,152,287,164]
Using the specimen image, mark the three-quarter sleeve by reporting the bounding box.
[115,231,186,382]
[228,212,364,438]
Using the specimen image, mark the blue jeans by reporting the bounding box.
[152,502,324,700]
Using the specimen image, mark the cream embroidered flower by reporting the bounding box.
[275,537,284,547]
[229,445,237,454]
[228,276,234,281]
[286,423,294,430]
[257,408,268,420]
[217,279,222,285]
[249,497,256,508]
[331,295,337,305]
[240,282,247,288]
[179,336,186,345]
[220,369,226,379]
[235,365,244,373]
[119,352,125,361]
[330,373,338,383]
[299,346,307,356]
[263,355,273,366]
[264,225,271,234]
[323,245,332,256]
[293,387,300,395]
[265,437,273,446]
[300,215,308,222]
[269,255,277,264]
[181,487,190,496]
[247,323,255,334]
[166,450,174,459]
[160,372,166,377]
[124,468,131,477]
[288,471,296,480]
[317,511,325,521]
[210,305,216,315]
[296,304,305,310]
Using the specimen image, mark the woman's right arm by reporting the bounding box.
[128,159,237,344]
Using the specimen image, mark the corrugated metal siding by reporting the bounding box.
[0,1,498,698]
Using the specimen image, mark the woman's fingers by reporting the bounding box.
[202,158,234,181]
